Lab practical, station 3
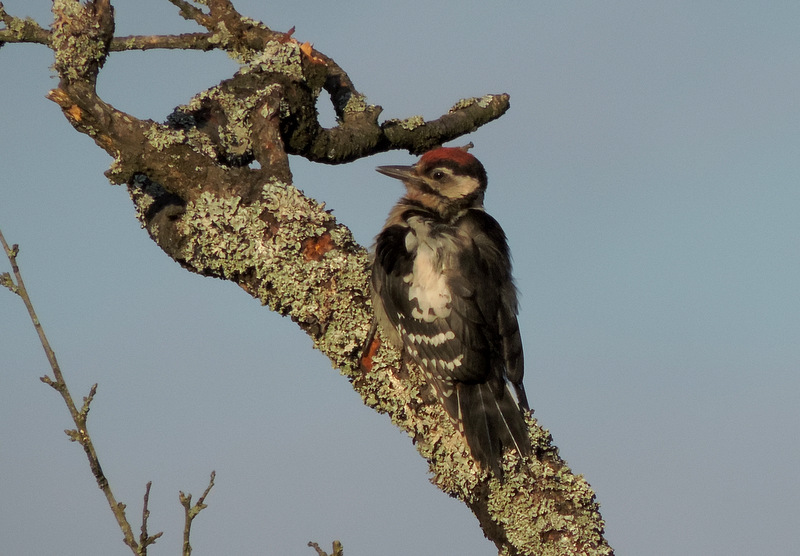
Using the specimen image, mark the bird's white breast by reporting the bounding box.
[404,217,453,322]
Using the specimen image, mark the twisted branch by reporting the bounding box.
[1,1,612,554]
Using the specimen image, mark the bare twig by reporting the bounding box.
[139,482,164,552]
[179,471,217,556]
[0,227,143,555]
[308,540,344,556]
[167,0,212,27]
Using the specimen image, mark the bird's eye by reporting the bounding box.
[432,170,445,180]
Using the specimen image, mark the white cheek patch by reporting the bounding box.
[442,176,481,199]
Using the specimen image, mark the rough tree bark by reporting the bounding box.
[0,1,613,555]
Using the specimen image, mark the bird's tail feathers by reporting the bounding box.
[457,381,531,477]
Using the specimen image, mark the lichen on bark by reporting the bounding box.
[3,0,614,553]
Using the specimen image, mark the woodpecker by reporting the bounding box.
[371,146,530,476]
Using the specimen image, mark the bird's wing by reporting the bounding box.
[373,210,525,407]
[372,209,530,473]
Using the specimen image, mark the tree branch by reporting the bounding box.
[139,482,165,553]
[179,471,216,556]
[111,32,219,51]
[1,1,613,554]
[167,0,212,28]
[0,3,51,47]
[0,228,148,555]
[308,540,344,556]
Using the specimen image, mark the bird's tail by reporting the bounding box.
[456,381,531,477]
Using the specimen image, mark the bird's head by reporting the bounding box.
[377,147,488,216]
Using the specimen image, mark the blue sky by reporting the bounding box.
[2,1,799,554]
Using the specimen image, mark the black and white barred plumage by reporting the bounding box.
[371,147,530,476]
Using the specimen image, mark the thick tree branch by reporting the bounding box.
[2,1,612,554]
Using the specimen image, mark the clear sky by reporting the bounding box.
[2,1,799,555]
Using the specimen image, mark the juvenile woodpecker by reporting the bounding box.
[371,146,530,476]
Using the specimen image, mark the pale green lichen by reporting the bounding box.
[163,182,371,372]
[170,82,284,163]
[236,39,303,80]
[479,417,613,556]
[360,341,418,413]
[215,16,283,67]
[476,95,494,108]
[51,0,83,20]
[449,95,495,113]
[51,0,108,81]
[7,16,38,36]
[126,174,611,556]
[384,115,425,131]
[120,36,138,50]
[144,123,187,152]
[342,93,368,115]
[128,175,156,213]
[209,20,233,49]
[106,151,126,183]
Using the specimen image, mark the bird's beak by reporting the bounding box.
[376,164,418,183]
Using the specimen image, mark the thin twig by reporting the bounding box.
[139,482,164,552]
[179,471,216,556]
[0,227,142,555]
[167,0,212,27]
[307,540,344,556]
